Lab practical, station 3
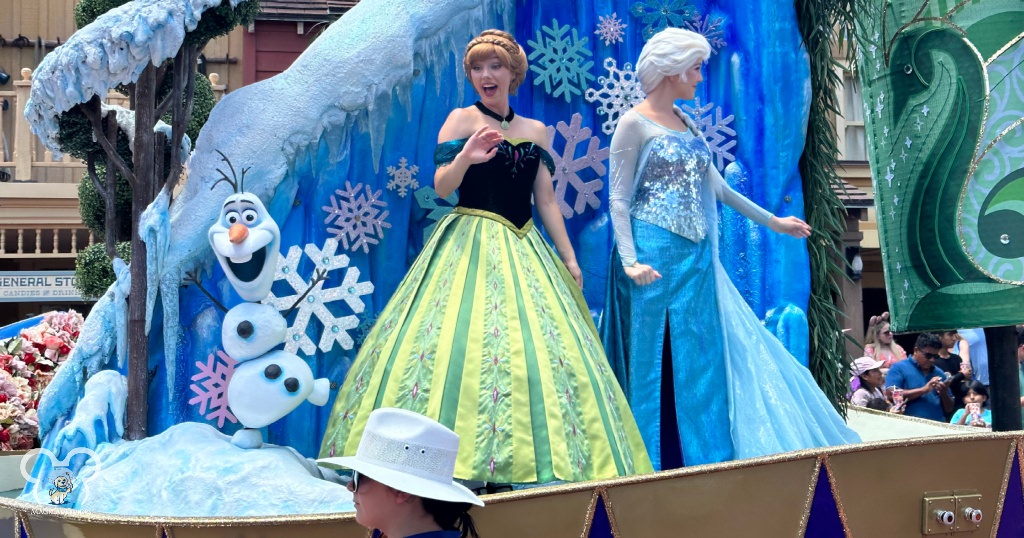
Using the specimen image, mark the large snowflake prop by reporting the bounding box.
[386,157,420,198]
[586,58,646,135]
[528,19,595,103]
[595,12,628,46]
[631,0,695,40]
[189,350,238,428]
[323,181,392,253]
[264,238,375,355]
[414,186,459,242]
[682,98,737,171]
[683,12,727,53]
[546,113,609,218]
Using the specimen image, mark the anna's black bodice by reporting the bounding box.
[434,138,556,229]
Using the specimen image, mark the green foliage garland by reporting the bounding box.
[73,0,128,28]
[75,241,132,300]
[187,0,262,47]
[794,0,857,414]
[78,164,133,240]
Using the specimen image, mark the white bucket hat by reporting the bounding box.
[318,408,484,506]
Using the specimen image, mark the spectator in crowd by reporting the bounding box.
[849,357,888,410]
[950,381,991,428]
[935,330,971,419]
[885,333,954,421]
[955,328,989,387]
[864,312,907,370]
[319,408,483,538]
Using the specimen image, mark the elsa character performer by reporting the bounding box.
[321,30,652,485]
[600,28,860,470]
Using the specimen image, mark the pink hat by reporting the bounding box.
[852,357,885,376]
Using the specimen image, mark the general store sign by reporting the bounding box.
[0,271,85,302]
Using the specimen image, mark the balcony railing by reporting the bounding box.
[0,227,96,258]
[0,67,227,184]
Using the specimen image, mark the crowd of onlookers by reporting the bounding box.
[848,313,1024,429]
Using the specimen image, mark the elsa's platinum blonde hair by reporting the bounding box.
[636,28,711,92]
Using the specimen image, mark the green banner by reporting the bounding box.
[856,0,1024,332]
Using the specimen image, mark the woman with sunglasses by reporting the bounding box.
[863,312,906,371]
[320,408,483,538]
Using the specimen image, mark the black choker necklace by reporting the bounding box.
[474,101,514,130]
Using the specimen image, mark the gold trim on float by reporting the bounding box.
[16,510,33,538]
[943,0,972,19]
[580,487,620,538]
[989,439,1017,538]
[796,457,824,536]
[452,207,534,239]
[822,456,852,538]
[1,432,1022,535]
[973,116,1024,168]
[984,32,1024,67]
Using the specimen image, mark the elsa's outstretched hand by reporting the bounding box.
[769,216,811,239]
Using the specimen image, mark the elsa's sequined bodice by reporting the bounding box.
[630,133,712,242]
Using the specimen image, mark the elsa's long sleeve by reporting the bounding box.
[709,164,773,226]
[608,112,646,267]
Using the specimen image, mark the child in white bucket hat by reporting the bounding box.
[319,407,483,538]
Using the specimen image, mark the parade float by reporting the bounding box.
[0,0,1022,535]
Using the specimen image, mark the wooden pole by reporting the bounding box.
[987,326,1021,432]
[13,69,33,181]
[125,62,156,441]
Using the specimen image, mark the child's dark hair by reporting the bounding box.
[422,498,480,538]
[966,381,989,406]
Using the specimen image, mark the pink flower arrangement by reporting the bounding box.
[0,310,83,451]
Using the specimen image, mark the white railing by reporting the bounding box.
[0,227,95,258]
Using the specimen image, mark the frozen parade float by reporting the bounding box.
[1,0,1024,536]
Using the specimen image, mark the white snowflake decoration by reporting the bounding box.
[683,12,726,53]
[323,181,392,253]
[264,238,375,355]
[385,157,420,198]
[586,58,646,135]
[189,350,238,428]
[528,19,595,103]
[595,12,628,46]
[546,113,609,218]
[682,98,737,171]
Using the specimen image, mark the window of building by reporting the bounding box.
[835,69,866,162]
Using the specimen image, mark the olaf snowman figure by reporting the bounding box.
[195,151,330,449]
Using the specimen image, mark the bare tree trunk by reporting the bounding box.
[104,112,119,250]
[86,153,117,260]
[163,44,198,195]
[125,63,156,441]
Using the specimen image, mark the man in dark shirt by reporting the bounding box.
[886,333,954,421]
[935,330,971,419]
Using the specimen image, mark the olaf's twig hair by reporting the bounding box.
[210,150,251,193]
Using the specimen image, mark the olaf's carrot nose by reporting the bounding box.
[229,223,249,244]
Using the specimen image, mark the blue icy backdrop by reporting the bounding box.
[33,0,813,460]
